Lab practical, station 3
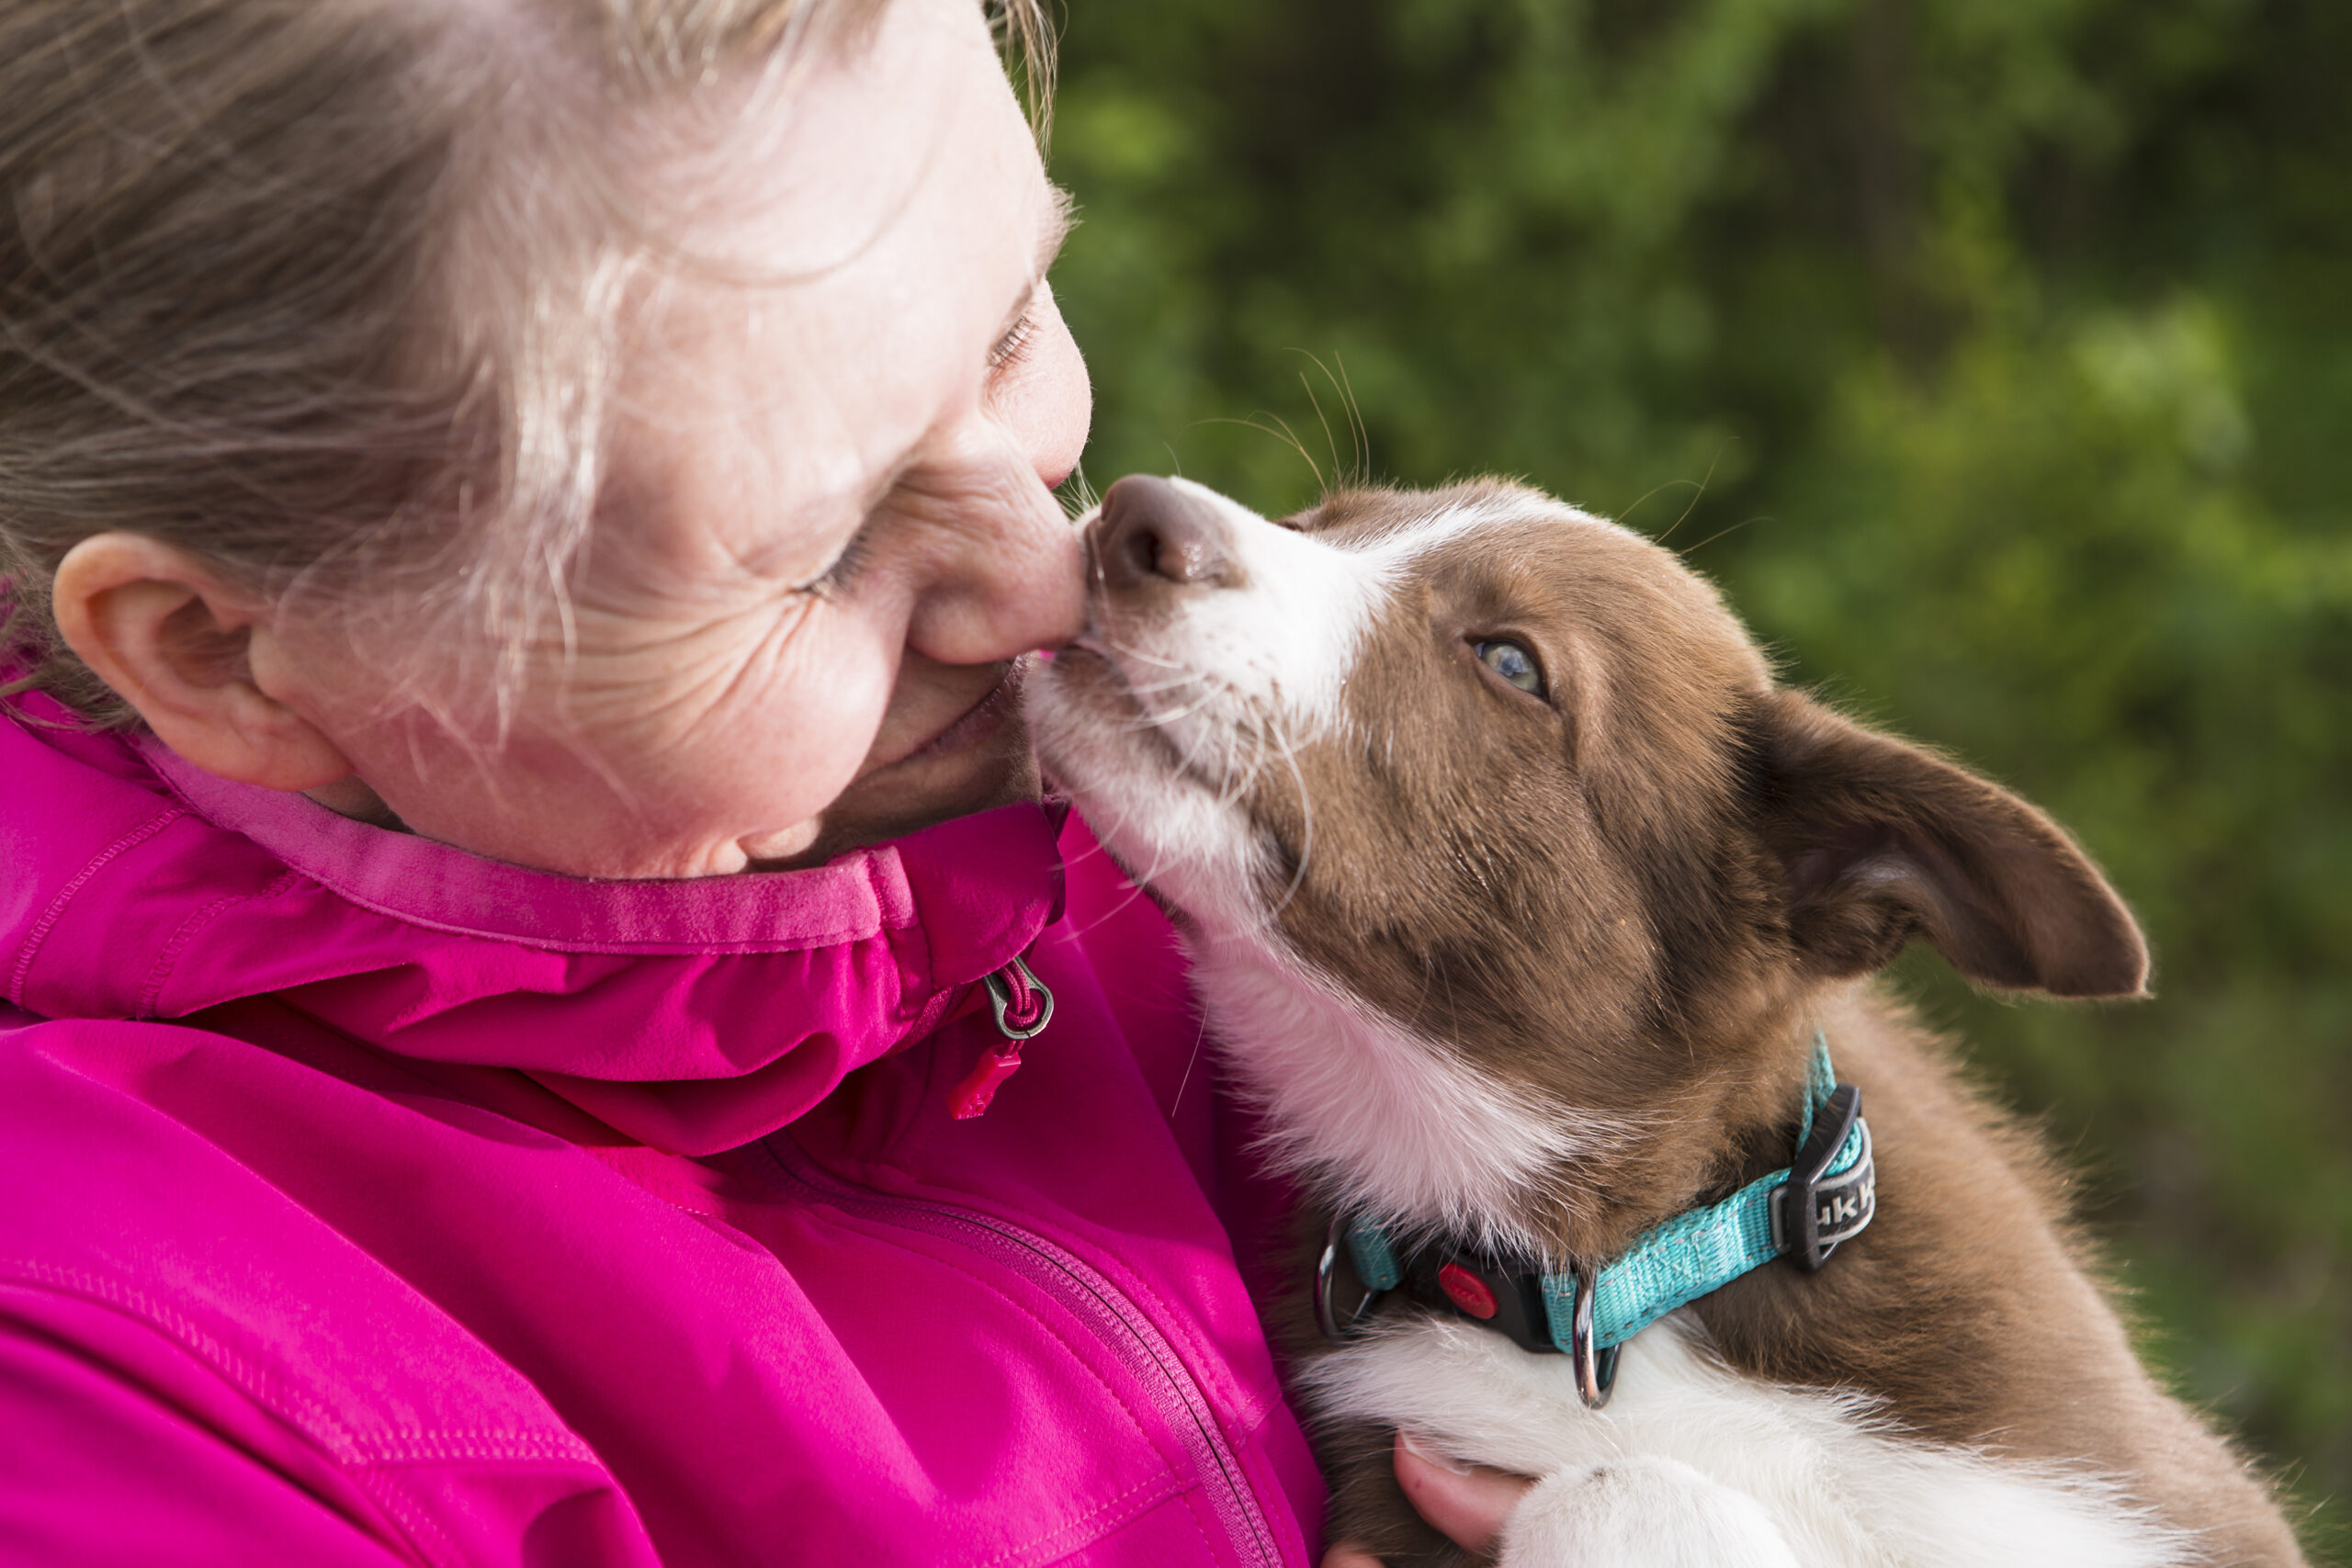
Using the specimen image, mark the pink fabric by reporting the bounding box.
[0,697,1325,1567]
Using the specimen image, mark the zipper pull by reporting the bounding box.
[948,954,1056,1120]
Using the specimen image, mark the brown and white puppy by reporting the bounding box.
[1027,476,2305,1568]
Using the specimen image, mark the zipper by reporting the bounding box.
[758,1131,1283,1568]
[948,956,1057,1120]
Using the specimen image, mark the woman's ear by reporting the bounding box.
[1748,687,2150,998]
[51,533,357,792]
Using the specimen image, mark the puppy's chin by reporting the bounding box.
[1033,647,1193,790]
[1031,653,1276,940]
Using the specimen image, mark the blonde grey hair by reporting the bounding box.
[0,0,1051,725]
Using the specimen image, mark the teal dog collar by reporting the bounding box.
[1314,1033,1875,1408]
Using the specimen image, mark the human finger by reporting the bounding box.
[1393,1428,1536,1555]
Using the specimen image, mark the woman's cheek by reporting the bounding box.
[728,610,903,822]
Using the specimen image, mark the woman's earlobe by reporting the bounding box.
[51,532,358,793]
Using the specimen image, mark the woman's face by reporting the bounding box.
[282,0,1090,878]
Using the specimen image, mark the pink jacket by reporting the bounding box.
[0,689,1325,1566]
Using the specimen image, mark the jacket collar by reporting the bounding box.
[3,694,1066,1152]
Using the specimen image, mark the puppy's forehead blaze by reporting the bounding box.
[1297,487,1760,704]
[1295,484,1551,553]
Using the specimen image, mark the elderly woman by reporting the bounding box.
[0,0,1511,1562]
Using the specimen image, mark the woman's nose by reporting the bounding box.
[992,282,1091,493]
[902,429,1087,664]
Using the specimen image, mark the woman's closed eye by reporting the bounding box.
[802,517,880,597]
[988,308,1040,375]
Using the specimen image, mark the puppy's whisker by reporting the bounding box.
[1135,686,1238,731]
[1116,671,1216,701]
[1091,635,1192,673]
[1263,722,1315,927]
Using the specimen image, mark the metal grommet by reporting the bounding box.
[1570,1272,1620,1410]
[981,955,1055,1040]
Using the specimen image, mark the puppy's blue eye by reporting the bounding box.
[1475,639,1545,696]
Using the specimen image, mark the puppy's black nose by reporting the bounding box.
[1093,476,1240,593]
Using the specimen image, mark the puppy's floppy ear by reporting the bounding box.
[1748,688,2148,998]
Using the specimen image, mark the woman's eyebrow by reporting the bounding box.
[991,185,1078,344]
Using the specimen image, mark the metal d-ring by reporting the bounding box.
[1570,1270,1621,1410]
[1315,1213,1385,1342]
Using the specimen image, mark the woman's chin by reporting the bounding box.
[753,717,1043,871]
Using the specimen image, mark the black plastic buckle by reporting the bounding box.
[1770,1083,1876,1271]
[1316,1221,1623,1408]
[1398,1248,1553,1357]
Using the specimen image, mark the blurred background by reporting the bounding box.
[1041,0,2350,1552]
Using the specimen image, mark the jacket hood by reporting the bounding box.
[0,691,1064,1154]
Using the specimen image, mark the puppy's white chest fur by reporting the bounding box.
[1188,934,1627,1260]
[1304,1315,2186,1567]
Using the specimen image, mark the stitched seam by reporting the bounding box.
[791,1201,1187,1562]
[579,1149,730,1219]
[132,738,894,955]
[6,807,187,1007]
[137,870,304,1017]
[855,1235,1163,1456]
[339,1472,455,1568]
[977,1473,1177,1568]
[899,1166,1257,1429]
[301,886,888,956]
[877,1164,1284,1562]
[0,1258,365,1458]
[355,1432,613,1465]
[1176,1485,1227,1567]
[3,1262,452,1568]
[0,1260,597,1467]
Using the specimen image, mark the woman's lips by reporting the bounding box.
[888,660,1026,770]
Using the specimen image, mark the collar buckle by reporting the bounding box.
[1769,1083,1876,1271]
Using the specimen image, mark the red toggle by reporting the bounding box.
[950,1040,1025,1120]
[1438,1262,1498,1319]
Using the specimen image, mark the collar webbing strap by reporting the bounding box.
[1338,1032,1875,1359]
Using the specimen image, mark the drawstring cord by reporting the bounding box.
[948,954,1056,1120]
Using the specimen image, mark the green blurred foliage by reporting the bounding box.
[1046,0,2351,1551]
